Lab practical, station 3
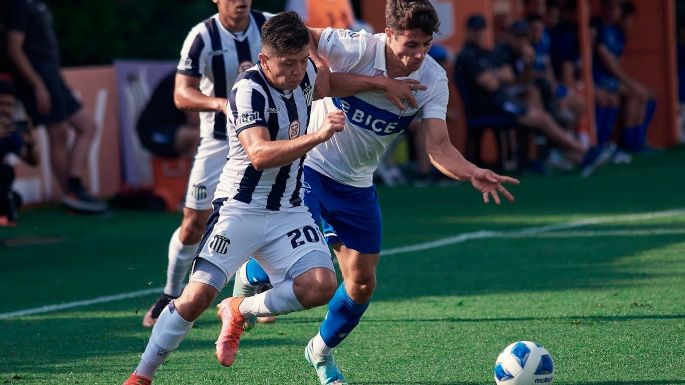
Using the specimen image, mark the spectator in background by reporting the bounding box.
[0,80,38,226]
[593,0,655,153]
[455,15,603,176]
[136,72,200,158]
[529,12,585,130]
[5,0,107,212]
[677,20,685,143]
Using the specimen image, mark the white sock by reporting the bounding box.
[310,332,332,357]
[164,227,198,297]
[135,303,194,378]
[238,279,303,317]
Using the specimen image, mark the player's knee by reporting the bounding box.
[179,217,205,245]
[47,123,70,144]
[347,278,376,304]
[175,287,215,321]
[315,271,338,304]
[293,267,337,308]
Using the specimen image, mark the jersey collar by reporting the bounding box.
[214,13,252,41]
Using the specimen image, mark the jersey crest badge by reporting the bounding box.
[238,61,253,73]
[209,234,231,254]
[289,120,300,139]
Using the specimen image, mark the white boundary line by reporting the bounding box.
[0,288,162,320]
[2,208,683,320]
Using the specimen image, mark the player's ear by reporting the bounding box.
[258,52,269,70]
[385,27,393,40]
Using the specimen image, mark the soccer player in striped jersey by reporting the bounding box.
[123,11,426,384]
[141,0,273,328]
[233,1,520,384]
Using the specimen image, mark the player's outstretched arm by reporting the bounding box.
[238,111,345,171]
[174,73,227,113]
[422,118,519,204]
[328,74,426,109]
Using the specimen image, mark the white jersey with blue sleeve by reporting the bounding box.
[303,28,449,187]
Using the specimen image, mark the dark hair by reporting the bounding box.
[622,1,636,17]
[0,81,16,97]
[385,0,440,36]
[261,11,310,55]
[546,0,560,9]
[562,0,577,13]
[526,14,545,24]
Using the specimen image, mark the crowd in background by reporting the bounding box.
[0,0,684,225]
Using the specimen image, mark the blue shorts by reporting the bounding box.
[303,166,382,254]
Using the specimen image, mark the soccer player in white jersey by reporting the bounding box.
[122,11,427,385]
[141,0,273,328]
[234,1,520,384]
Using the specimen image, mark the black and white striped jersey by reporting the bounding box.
[176,10,272,140]
[215,62,317,211]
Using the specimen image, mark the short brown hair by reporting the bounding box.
[261,11,310,55]
[385,0,440,36]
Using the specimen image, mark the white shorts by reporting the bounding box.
[184,136,228,210]
[196,199,331,286]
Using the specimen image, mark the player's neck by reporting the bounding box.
[219,13,250,33]
[384,46,411,78]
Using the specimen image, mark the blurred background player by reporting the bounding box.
[140,0,272,328]
[5,0,107,213]
[0,80,38,226]
[593,0,655,154]
[136,71,200,158]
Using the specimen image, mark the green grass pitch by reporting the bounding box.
[1,148,684,384]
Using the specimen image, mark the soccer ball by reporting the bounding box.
[494,341,554,385]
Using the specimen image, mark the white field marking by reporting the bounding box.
[0,288,162,320]
[382,209,685,256]
[503,228,685,239]
[2,209,684,320]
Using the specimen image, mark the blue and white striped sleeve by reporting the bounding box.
[231,80,269,136]
[177,26,206,78]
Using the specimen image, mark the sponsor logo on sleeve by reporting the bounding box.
[179,57,193,70]
[237,111,261,127]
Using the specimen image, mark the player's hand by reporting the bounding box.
[383,78,426,110]
[317,111,345,142]
[469,167,519,205]
[34,84,51,115]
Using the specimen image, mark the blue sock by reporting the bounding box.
[622,125,639,151]
[245,258,270,285]
[636,99,656,149]
[319,283,369,348]
[595,106,610,146]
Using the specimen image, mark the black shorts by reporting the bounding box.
[13,62,82,126]
[472,98,527,125]
[137,123,180,158]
